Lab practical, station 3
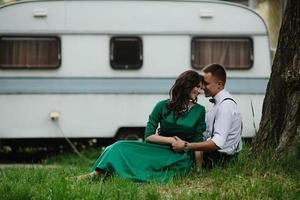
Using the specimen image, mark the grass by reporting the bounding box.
[1,143,300,200]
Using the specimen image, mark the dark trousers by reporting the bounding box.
[203,151,237,169]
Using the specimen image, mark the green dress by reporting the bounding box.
[90,100,206,182]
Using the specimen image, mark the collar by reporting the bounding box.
[212,89,229,105]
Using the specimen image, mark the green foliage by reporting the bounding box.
[1,143,299,200]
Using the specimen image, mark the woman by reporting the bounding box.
[84,70,206,182]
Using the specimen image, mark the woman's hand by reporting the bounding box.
[171,136,186,152]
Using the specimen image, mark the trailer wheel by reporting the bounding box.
[117,133,142,141]
[115,127,145,141]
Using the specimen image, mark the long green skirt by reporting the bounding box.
[90,140,194,182]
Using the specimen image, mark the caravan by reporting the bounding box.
[0,0,271,147]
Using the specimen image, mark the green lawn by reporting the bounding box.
[1,144,300,200]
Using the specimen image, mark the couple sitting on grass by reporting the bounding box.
[79,63,243,183]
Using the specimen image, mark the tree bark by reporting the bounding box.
[251,0,300,157]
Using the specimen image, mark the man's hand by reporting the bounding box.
[172,136,186,152]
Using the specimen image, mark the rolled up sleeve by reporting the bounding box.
[211,133,226,149]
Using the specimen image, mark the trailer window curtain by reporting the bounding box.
[0,37,60,69]
[192,38,253,69]
[110,37,143,70]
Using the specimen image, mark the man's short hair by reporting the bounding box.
[202,63,227,84]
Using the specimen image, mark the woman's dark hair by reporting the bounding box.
[165,70,202,120]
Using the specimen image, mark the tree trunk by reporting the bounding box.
[251,0,300,157]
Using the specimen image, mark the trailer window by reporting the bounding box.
[0,37,60,69]
[191,38,253,69]
[110,37,142,70]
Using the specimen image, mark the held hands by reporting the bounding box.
[171,136,186,152]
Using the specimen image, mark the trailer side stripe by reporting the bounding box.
[0,77,268,94]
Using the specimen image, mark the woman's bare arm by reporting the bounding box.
[145,134,176,145]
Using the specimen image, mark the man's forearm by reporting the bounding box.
[187,140,218,151]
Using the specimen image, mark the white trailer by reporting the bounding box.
[0,0,271,147]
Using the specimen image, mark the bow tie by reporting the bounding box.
[209,98,216,104]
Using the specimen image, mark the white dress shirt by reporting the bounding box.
[203,89,243,155]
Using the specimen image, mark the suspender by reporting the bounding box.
[211,98,236,138]
[211,98,242,153]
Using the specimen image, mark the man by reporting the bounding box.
[172,63,242,168]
